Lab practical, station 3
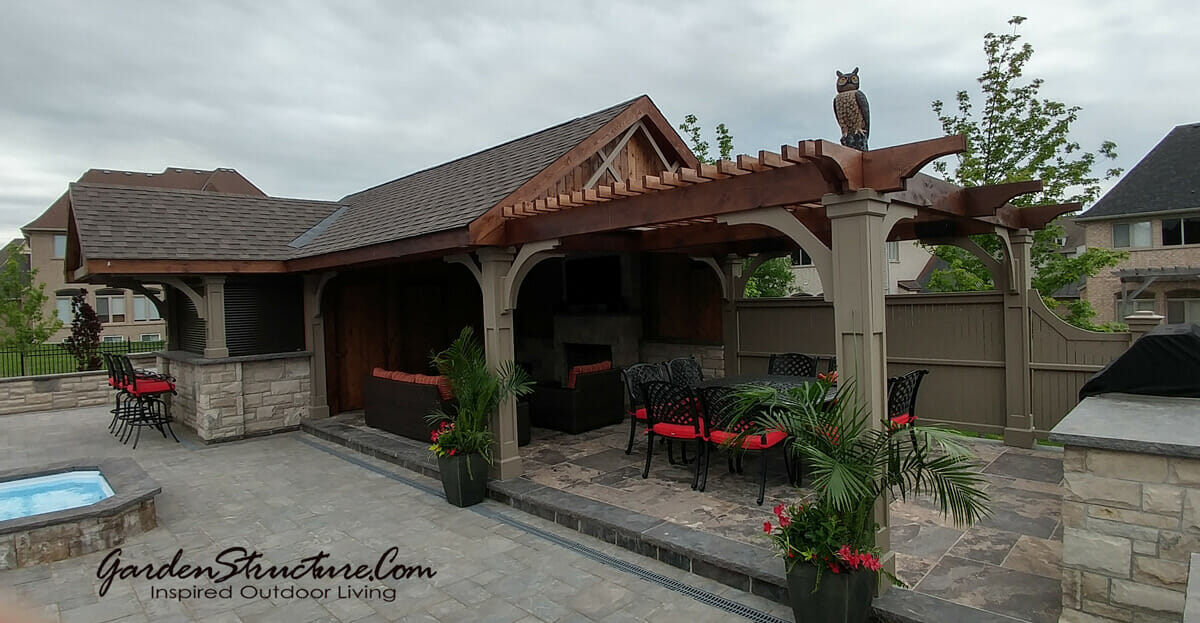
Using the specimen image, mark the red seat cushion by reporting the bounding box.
[630,407,647,420]
[372,367,390,378]
[436,377,454,401]
[650,421,706,439]
[130,380,174,395]
[709,429,787,450]
[566,361,612,389]
[889,413,915,427]
[410,374,453,401]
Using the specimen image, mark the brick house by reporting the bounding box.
[21,167,264,342]
[1076,123,1200,324]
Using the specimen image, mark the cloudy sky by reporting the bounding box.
[1,0,1195,241]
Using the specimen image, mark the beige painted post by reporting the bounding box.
[303,272,335,419]
[202,276,228,359]
[478,248,522,480]
[823,189,894,587]
[720,255,745,378]
[1003,230,1035,448]
[1125,310,1165,342]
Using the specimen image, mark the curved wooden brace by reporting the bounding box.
[504,240,562,312]
[921,234,1009,291]
[159,277,206,320]
[127,283,167,319]
[1015,202,1082,230]
[312,271,337,319]
[444,254,482,287]
[718,206,834,302]
[689,256,729,300]
[883,205,918,239]
[962,180,1043,216]
[862,135,967,192]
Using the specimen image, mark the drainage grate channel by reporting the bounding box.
[297,435,789,623]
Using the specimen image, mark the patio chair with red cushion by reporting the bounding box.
[698,385,792,505]
[886,369,929,429]
[767,352,818,377]
[116,355,179,449]
[665,357,704,387]
[620,362,669,455]
[640,380,708,490]
[528,361,624,434]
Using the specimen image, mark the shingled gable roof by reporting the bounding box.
[25,167,263,233]
[69,183,341,262]
[1078,122,1200,220]
[289,96,656,258]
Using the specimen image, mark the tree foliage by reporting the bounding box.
[63,289,103,371]
[0,248,61,356]
[926,16,1125,330]
[679,114,796,298]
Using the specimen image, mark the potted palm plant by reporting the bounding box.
[734,378,990,623]
[426,327,532,507]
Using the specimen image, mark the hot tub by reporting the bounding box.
[0,470,115,521]
[0,459,160,569]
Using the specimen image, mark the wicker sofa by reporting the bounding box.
[362,368,454,443]
[528,362,624,434]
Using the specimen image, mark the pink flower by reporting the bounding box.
[448,449,456,456]
[773,504,784,517]
[763,521,772,534]
[778,515,791,528]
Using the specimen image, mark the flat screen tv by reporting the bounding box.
[563,256,623,311]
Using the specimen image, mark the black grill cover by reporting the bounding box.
[1079,323,1200,399]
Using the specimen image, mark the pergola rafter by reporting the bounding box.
[483,135,1074,252]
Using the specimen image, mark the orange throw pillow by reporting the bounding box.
[566,361,613,389]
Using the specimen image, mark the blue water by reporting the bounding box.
[0,471,114,521]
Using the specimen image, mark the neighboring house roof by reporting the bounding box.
[1052,281,1082,299]
[25,168,264,233]
[897,256,950,292]
[1078,122,1200,220]
[289,97,639,257]
[69,184,342,261]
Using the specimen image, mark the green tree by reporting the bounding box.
[927,16,1125,330]
[0,248,61,363]
[679,114,795,297]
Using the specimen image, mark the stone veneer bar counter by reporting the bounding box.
[156,350,312,442]
[1051,393,1200,623]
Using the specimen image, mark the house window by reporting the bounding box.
[886,241,900,262]
[1112,222,1151,248]
[95,291,126,323]
[133,295,161,322]
[101,335,125,343]
[52,235,66,259]
[1166,290,1200,325]
[1116,296,1156,321]
[1161,217,1200,246]
[55,297,72,323]
[790,249,813,266]
[139,333,162,342]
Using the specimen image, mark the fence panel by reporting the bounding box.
[0,341,165,378]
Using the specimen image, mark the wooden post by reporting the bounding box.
[720,255,745,378]
[1002,229,1035,448]
[202,276,228,359]
[478,248,522,480]
[823,189,894,590]
[1125,310,1165,343]
[303,272,336,419]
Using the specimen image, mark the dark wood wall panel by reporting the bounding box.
[641,254,722,344]
[323,260,482,414]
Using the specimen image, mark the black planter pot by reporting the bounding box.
[438,454,489,507]
[785,563,875,623]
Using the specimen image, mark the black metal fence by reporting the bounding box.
[0,341,166,378]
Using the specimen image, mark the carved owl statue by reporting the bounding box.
[833,67,870,151]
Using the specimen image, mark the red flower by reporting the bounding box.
[778,515,791,528]
[449,449,456,456]
[773,504,784,517]
[828,562,840,573]
[763,521,772,534]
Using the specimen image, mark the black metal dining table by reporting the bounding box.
[698,374,838,401]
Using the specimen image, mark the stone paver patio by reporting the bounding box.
[0,406,797,622]
[519,422,1065,623]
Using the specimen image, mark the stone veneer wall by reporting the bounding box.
[640,341,724,379]
[0,354,155,416]
[1062,446,1200,621]
[0,500,155,569]
[157,352,312,442]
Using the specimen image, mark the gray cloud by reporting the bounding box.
[2,0,1196,241]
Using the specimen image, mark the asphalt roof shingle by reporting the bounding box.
[1080,122,1200,220]
[290,97,638,257]
[69,184,342,261]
